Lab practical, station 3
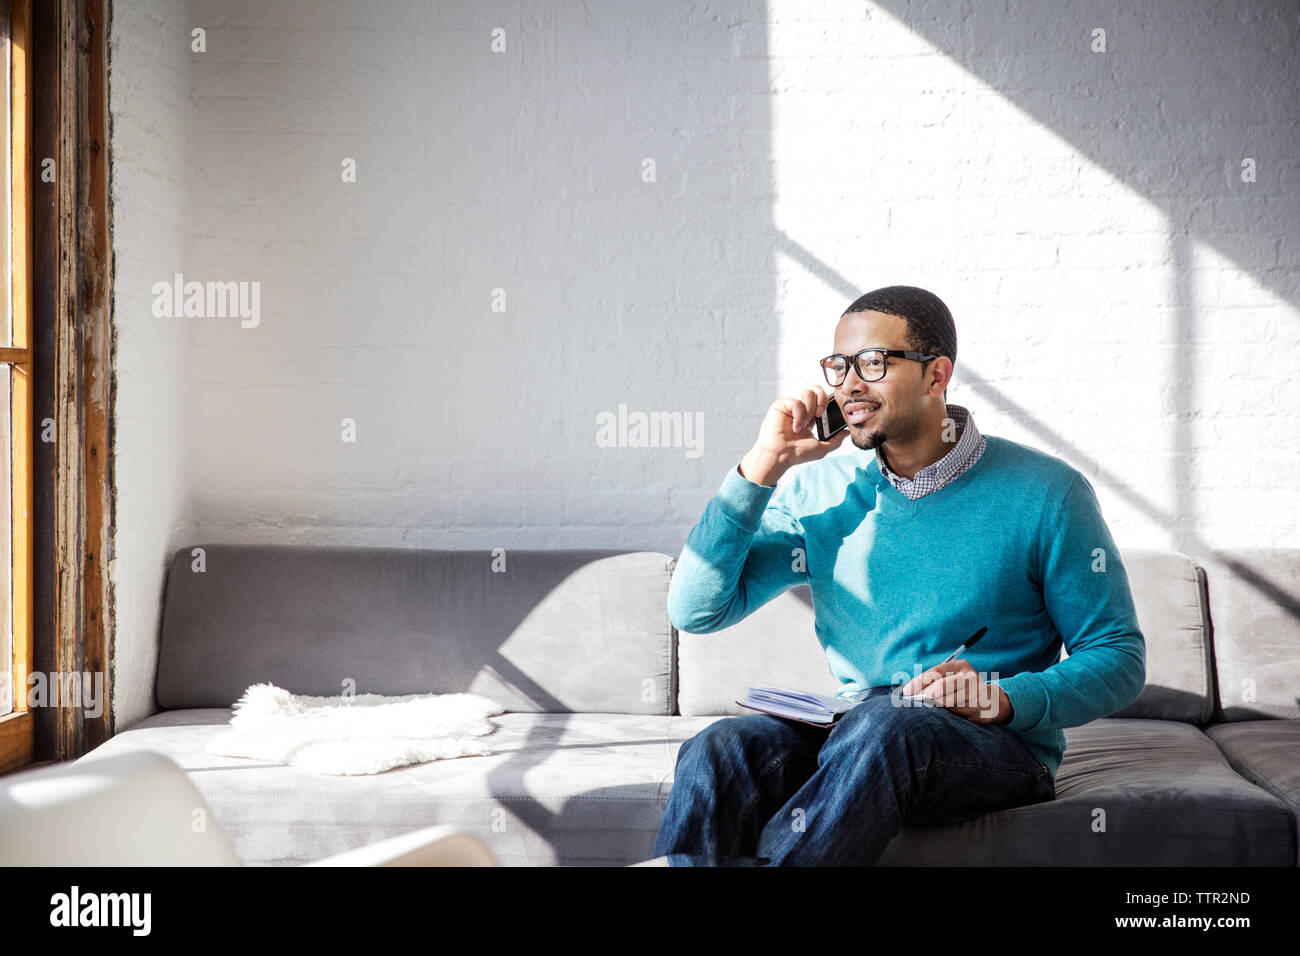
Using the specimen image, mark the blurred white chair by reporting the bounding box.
[0,749,498,867]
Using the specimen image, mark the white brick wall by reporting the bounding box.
[108,0,1300,724]
[109,0,196,729]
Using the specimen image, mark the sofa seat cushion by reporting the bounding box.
[85,713,1295,867]
[81,709,698,867]
[1204,720,1300,864]
[868,718,1294,865]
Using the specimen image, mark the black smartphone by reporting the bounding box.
[814,397,847,441]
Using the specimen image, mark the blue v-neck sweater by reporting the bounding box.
[667,434,1146,779]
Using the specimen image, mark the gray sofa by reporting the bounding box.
[79,544,1299,866]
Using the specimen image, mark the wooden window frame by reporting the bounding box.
[0,0,34,774]
[1,0,113,774]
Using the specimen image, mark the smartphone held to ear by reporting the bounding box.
[814,398,847,441]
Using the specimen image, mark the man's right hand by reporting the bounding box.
[739,387,851,487]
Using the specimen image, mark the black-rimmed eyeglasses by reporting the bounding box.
[820,348,938,387]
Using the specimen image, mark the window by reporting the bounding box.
[0,0,33,773]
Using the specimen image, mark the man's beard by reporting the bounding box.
[850,423,886,450]
[849,406,919,451]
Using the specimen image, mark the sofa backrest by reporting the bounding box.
[677,547,1218,723]
[1197,548,1300,721]
[676,582,829,716]
[1092,549,1214,723]
[156,545,677,715]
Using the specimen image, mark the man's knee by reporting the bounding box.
[678,715,807,769]
[678,716,747,764]
[684,715,768,750]
[822,695,950,763]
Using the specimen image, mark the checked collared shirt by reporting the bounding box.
[875,403,986,500]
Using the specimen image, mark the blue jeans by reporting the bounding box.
[652,685,1054,866]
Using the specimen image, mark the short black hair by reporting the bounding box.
[841,285,956,396]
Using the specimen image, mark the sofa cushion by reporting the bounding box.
[86,709,688,866]
[874,718,1295,865]
[1197,549,1300,721]
[88,712,1294,867]
[157,546,676,715]
[677,583,835,716]
[1070,549,1213,724]
[1205,721,1300,865]
[678,547,1214,723]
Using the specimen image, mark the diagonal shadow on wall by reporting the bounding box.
[869,0,1300,311]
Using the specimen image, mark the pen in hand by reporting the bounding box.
[895,626,989,701]
[936,625,988,665]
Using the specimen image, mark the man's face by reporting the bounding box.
[829,311,935,452]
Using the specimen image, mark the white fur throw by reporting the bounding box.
[205,682,506,775]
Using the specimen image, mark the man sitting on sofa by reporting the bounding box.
[654,285,1146,866]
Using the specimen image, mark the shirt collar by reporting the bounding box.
[876,403,981,483]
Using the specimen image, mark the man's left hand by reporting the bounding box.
[899,660,1012,725]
